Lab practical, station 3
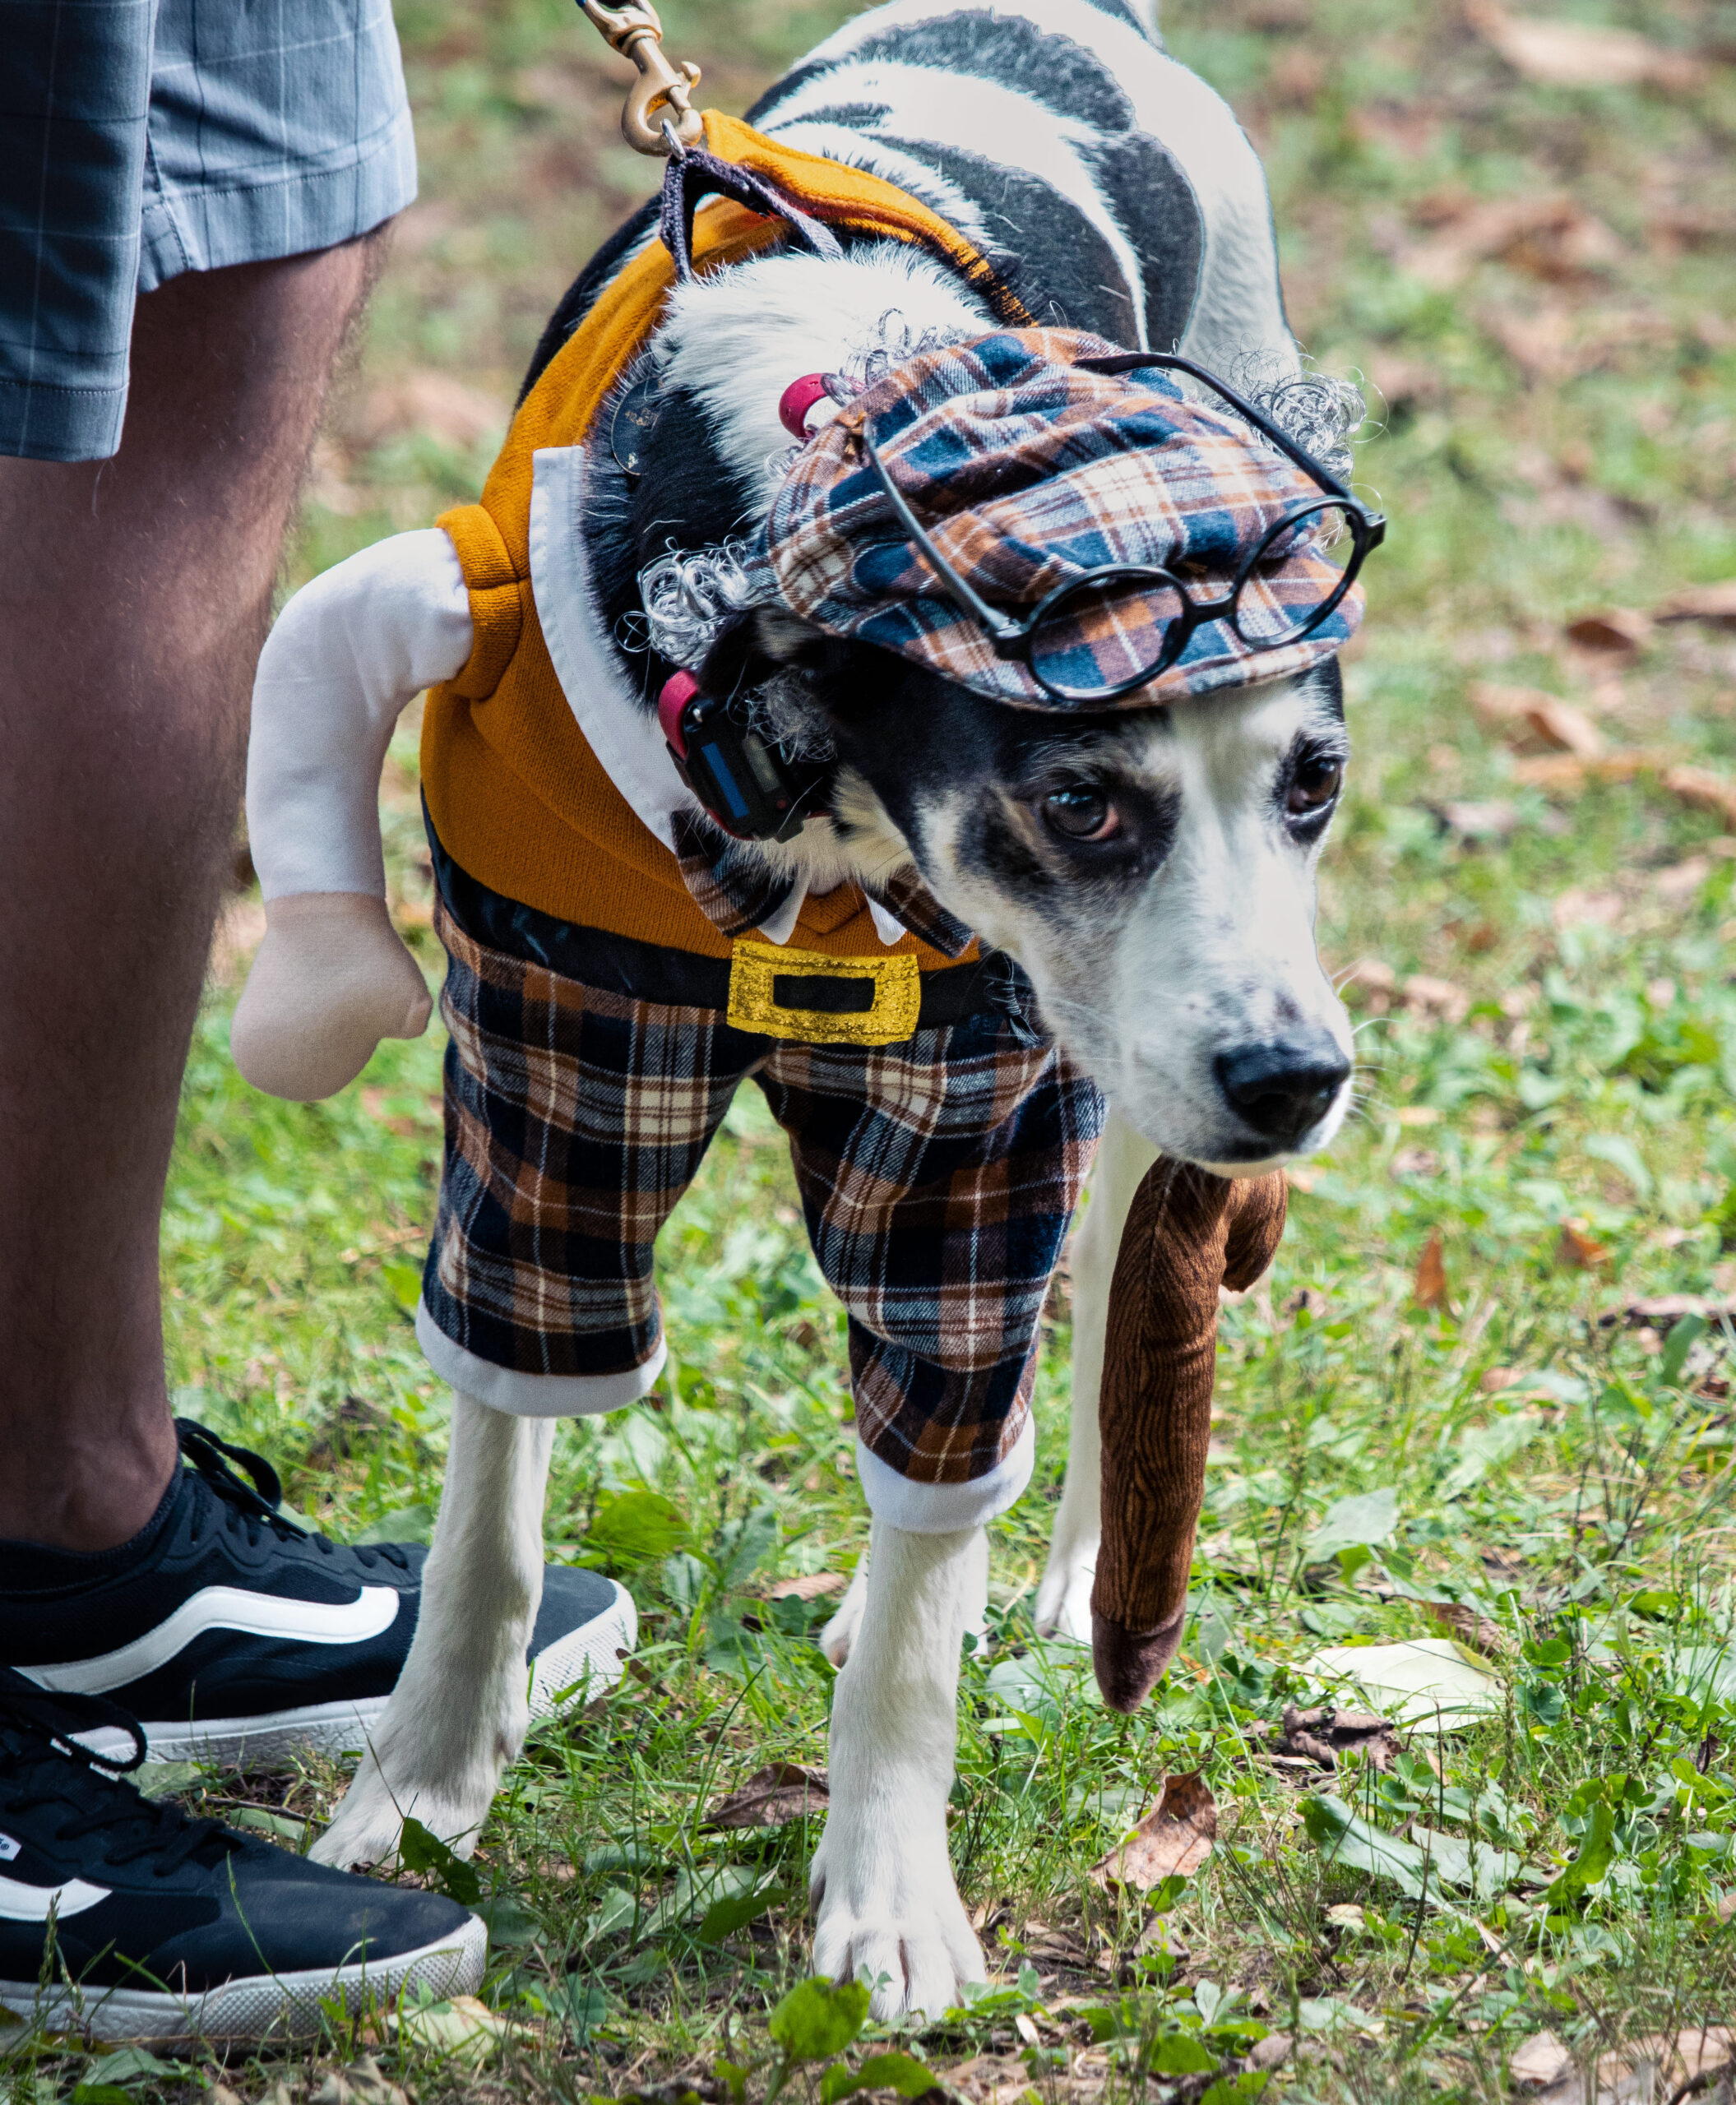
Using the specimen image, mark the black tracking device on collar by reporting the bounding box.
[660,675,830,844]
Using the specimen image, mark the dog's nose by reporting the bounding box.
[1214,1035,1351,1147]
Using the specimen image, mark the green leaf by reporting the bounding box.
[381,1258,423,1312]
[1305,1488,1398,1559]
[769,1977,871,2061]
[397,1816,484,1906]
[1545,1797,1616,1904]
[821,2052,938,2103]
[1152,2035,1219,2075]
[353,1501,436,1546]
[1659,1314,1709,1390]
[1300,1794,1432,1900]
[478,1891,544,1945]
[697,1881,785,1943]
[586,1491,687,1567]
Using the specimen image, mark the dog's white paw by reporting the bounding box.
[819,1561,869,1668]
[810,1818,984,2021]
[1034,1534,1097,1644]
[311,1748,499,1870]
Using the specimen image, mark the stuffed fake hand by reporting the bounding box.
[231,892,432,1101]
[1090,1163,1288,1713]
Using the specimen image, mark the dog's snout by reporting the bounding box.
[1213,1035,1351,1147]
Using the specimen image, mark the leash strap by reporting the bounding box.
[659,145,845,283]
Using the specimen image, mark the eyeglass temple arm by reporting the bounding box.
[1081,350,1384,530]
[862,433,1025,642]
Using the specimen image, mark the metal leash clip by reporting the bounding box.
[578,0,703,156]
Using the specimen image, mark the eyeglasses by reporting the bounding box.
[862,351,1386,708]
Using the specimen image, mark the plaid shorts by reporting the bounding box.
[2,0,414,461]
[416,852,1104,1532]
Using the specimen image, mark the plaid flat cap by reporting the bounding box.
[754,327,1365,710]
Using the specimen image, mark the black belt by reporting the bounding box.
[426,816,1035,1041]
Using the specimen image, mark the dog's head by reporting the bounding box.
[583,246,1360,1171]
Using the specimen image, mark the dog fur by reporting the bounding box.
[308,0,1359,2019]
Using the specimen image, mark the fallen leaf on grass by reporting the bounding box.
[1090,1772,1216,1890]
[1414,1232,1448,1310]
[1405,975,1471,1023]
[1423,1600,1510,1654]
[1403,193,1620,291]
[1511,748,1674,791]
[1511,2032,1574,2090]
[1434,798,1520,844]
[1556,1220,1612,1270]
[1566,608,1650,655]
[1465,0,1699,90]
[1470,682,1604,758]
[1304,1639,1503,1727]
[1657,580,1736,629]
[1598,1293,1736,1330]
[387,1996,516,2066]
[1605,2029,1736,2102]
[762,1572,847,1602]
[1664,764,1736,830]
[1553,888,1623,932]
[705,1761,829,1830]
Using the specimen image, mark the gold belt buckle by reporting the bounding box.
[727,940,922,1047]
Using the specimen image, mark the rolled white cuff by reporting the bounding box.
[854,1412,1035,1533]
[415,1300,668,1418]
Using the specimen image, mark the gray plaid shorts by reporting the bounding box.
[1,0,415,462]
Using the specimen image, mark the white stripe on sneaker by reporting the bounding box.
[0,1875,111,1922]
[17,1585,403,1697]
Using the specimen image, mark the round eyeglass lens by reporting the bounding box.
[1027,573,1187,701]
[1233,500,1360,650]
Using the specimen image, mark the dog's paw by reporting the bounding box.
[1034,1534,1097,1644]
[310,1751,496,1871]
[810,1824,984,2021]
[819,1561,869,1668]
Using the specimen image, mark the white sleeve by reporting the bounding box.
[246,528,475,901]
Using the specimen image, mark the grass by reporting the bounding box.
[12,0,1736,2098]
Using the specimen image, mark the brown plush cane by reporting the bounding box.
[1090,1164,1288,1712]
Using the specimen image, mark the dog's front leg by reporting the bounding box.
[1035,1111,1157,1642]
[812,1518,987,2020]
[312,1394,553,1867]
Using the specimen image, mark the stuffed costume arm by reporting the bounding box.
[231,530,474,1100]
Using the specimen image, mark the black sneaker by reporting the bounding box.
[1,1421,636,1768]
[0,1669,484,2043]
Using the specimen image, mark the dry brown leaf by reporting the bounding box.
[1404,974,1471,1023]
[1465,1,1699,90]
[1511,2033,1574,2090]
[1403,193,1615,291]
[1598,1292,1736,1330]
[1484,306,1579,382]
[1090,1772,1216,1890]
[1553,887,1623,931]
[1652,855,1711,904]
[1565,608,1651,654]
[1557,1220,1611,1270]
[1510,748,1674,791]
[1664,764,1736,830]
[705,1761,829,1830]
[1469,682,1604,758]
[762,1572,847,1602]
[1424,1600,1509,1654]
[1437,798,1520,843]
[1414,1232,1448,1310]
[1656,579,1736,628]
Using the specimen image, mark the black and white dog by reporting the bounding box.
[238,0,1358,2019]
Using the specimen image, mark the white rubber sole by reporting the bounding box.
[72,1580,639,1770]
[0,1912,487,2047]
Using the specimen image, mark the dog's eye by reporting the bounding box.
[1287,756,1344,816]
[1040,786,1121,842]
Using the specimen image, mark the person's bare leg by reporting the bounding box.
[0,238,382,1552]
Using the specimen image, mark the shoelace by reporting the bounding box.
[175,1418,410,1572]
[0,1668,240,1877]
